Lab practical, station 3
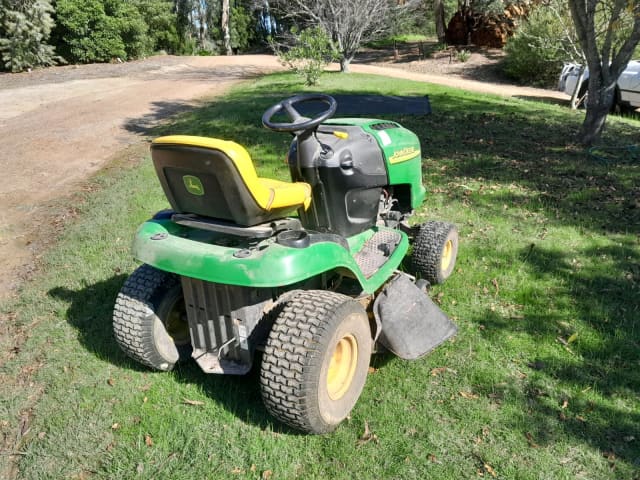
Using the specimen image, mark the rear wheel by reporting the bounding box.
[113,265,191,371]
[411,221,458,285]
[260,291,372,434]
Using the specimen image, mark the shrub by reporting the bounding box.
[274,27,336,86]
[133,0,180,54]
[503,2,578,87]
[53,0,150,63]
[456,49,471,63]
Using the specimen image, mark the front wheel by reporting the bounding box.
[113,265,191,371]
[411,221,459,285]
[260,291,372,434]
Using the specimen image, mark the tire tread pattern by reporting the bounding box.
[112,264,179,370]
[260,290,350,433]
[411,220,457,285]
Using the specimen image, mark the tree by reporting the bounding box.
[222,0,232,54]
[0,0,57,72]
[434,0,447,43]
[568,0,640,145]
[503,0,582,87]
[274,26,336,85]
[274,0,396,72]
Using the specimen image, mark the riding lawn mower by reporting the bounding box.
[112,93,459,434]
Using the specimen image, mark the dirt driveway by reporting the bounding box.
[0,54,566,298]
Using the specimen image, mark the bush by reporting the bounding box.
[456,49,471,63]
[53,0,151,63]
[503,3,578,87]
[0,0,58,72]
[274,27,336,86]
[133,0,180,54]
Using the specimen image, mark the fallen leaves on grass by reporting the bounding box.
[459,390,479,400]
[182,398,205,406]
[430,367,457,376]
[483,462,497,477]
[145,434,153,447]
[107,378,115,387]
[525,432,539,448]
[262,470,273,480]
[491,278,499,296]
[357,421,379,446]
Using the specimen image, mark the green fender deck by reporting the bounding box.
[133,219,409,294]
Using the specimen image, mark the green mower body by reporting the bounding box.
[113,95,458,434]
[133,117,422,293]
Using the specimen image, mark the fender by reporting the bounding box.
[132,218,409,293]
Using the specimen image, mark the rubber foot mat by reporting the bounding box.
[354,230,402,278]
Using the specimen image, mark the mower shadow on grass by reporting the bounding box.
[48,275,302,432]
[48,275,150,371]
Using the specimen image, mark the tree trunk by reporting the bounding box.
[340,56,351,73]
[221,0,232,56]
[579,78,616,146]
[434,0,446,44]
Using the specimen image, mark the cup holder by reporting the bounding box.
[276,230,310,248]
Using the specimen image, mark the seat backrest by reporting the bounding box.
[151,136,279,226]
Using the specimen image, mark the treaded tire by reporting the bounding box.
[260,290,372,434]
[113,264,191,371]
[411,221,459,285]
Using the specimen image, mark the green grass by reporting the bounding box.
[366,34,433,49]
[2,72,640,479]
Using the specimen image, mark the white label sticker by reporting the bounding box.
[378,130,392,146]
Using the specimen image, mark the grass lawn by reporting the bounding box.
[1,71,639,479]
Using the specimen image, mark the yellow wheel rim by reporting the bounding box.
[326,334,358,400]
[441,239,454,272]
[164,298,189,346]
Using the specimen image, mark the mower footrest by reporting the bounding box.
[373,273,457,359]
[354,230,402,278]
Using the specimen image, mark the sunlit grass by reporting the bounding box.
[2,72,639,479]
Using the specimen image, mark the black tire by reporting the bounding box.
[612,88,637,115]
[260,290,372,434]
[113,265,191,371]
[411,221,458,285]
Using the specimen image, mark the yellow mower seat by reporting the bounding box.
[151,135,311,226]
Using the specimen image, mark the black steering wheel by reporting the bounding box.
[262,94,337,133]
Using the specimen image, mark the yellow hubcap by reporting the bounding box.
[441,239,453,272]
[165,298,189,346]
[326,334,358,400]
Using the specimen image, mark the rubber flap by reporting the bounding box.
[373,273,457,360]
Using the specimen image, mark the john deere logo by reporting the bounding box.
[389,147,419,164]
[183,175,204,196]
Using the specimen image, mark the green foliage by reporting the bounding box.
[230,4,254,51]
[105,0,149,59]
[133,0,180,54]
[53,0,179,63]
[0,0,58,72]
[54,0,129,62]
[503,3,577,87]
[275,27,336,86]
[456,49,470,62]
